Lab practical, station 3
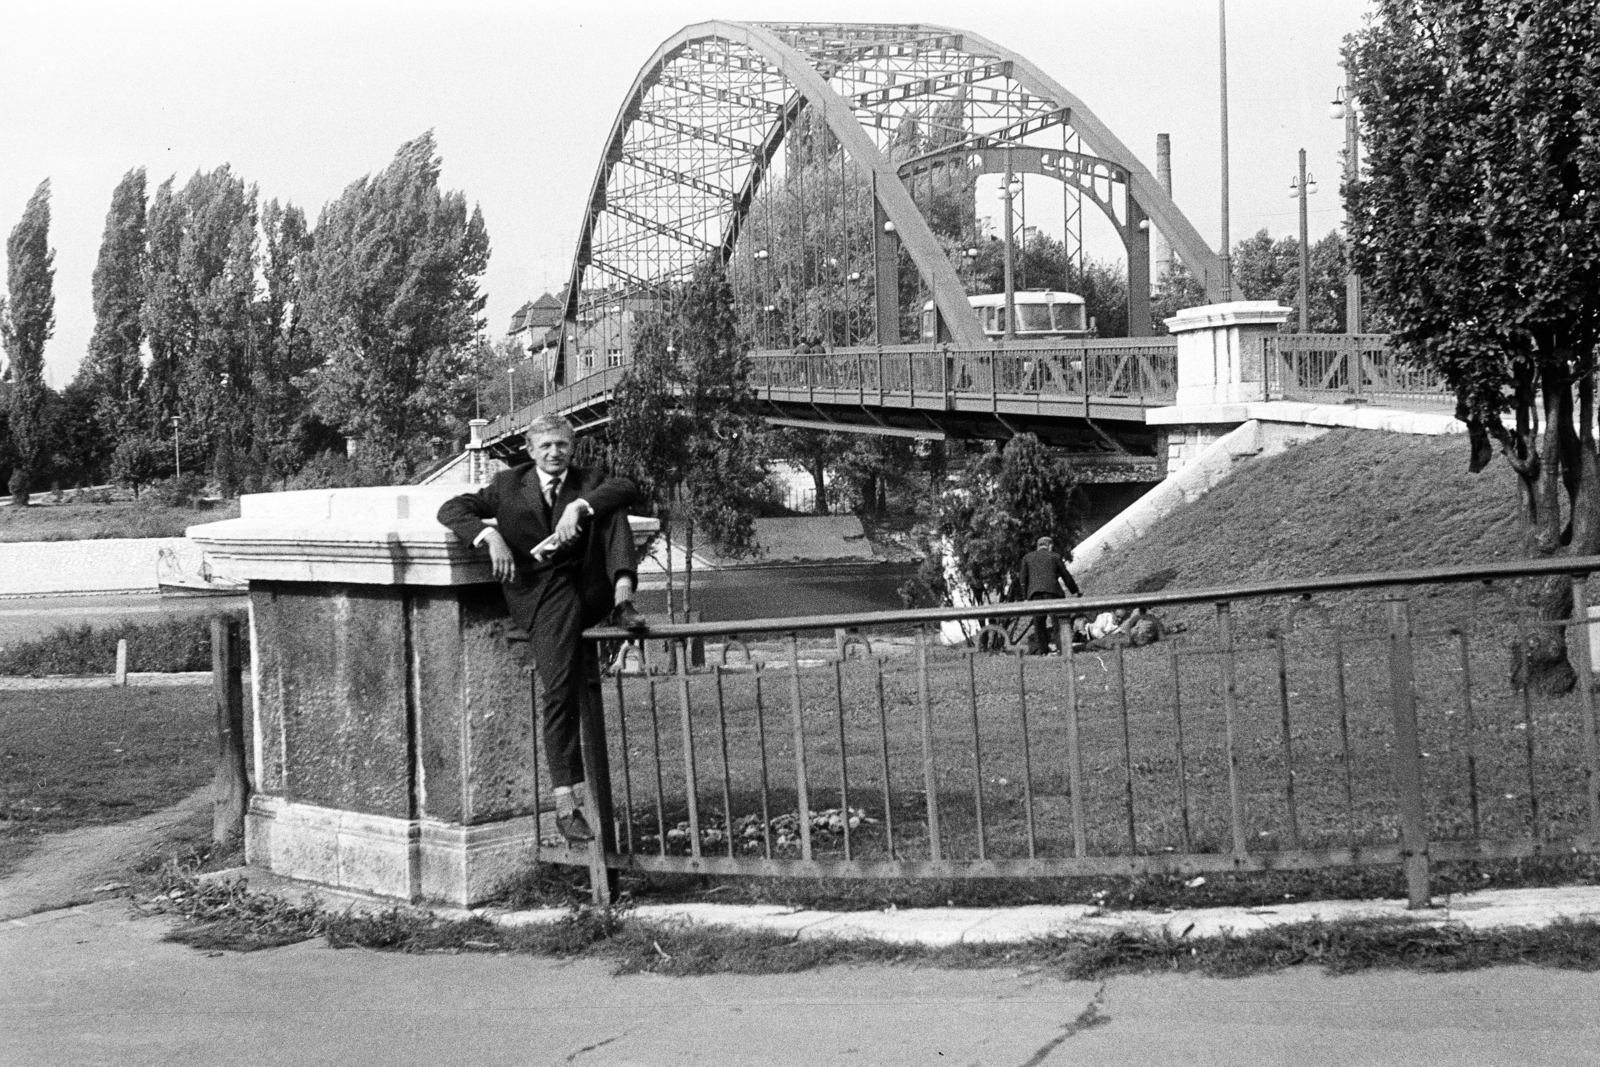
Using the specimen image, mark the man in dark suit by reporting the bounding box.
[437,413,645,842]
[1018,535,1080,654]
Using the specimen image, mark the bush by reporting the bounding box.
[283,450,406,491]
[0,611,248,676]
[143,473,209,509]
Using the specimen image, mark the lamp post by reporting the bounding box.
[170,416,182,480]
[999,157,1022,342]
[753,248,770,348]
[507,365,516,416]
[1288,149,1317,332]
[1218,0,1233,301]
[1330,80,1362,334]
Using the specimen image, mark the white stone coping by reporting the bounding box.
[188,485,659,587]
[1145,399,1465,435]
[1163,300,1291,333]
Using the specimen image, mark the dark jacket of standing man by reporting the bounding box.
[1018,536,1079,654]
[436,414,639,842]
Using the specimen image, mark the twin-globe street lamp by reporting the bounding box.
[1288,150,1318,332]
[1330,82,1362,334]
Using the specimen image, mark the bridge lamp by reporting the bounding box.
[848,271,862,282]
[1289,150,1318,332]
[1332,80,1362,333]
[1137,219,1151,232]
[882,220,895,233]
[1329,86,1348,121]
[753,249,769,260]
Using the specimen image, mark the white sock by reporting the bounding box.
[553,786,575,813]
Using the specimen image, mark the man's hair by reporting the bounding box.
[526,413,576,442]
[1036,536,1053,549]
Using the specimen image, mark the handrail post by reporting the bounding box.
[1571,575,1600,838]
[1215,601,1249,857]
[1385,594,1431,908]
[578,644,619,905]
[916,625,942,861]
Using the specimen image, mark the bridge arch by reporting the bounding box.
[557,22,1220,384]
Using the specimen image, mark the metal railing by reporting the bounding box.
[551,556,1600,905]
[749,340,1179,410]
[1264,334,1451,408]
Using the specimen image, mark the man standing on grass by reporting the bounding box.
[1018,535,1080,654]
[437,414,647,843]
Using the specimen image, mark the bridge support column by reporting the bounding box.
[1164,301,1291,407]
[188,487,657,906]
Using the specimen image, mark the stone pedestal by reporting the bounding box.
[1165,301,1291,407]
[188,485,656,905]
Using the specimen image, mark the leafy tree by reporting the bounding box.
[299,132,490,471]
[767,426,851,514]
[936,433,1081,606]
[45,380,107,487]
[1230,227,1351,332]
[251,198,316,487]
[81,168,147,437]
[1348,0,1600,693]
[610,260,766,616]
[1150,260,1209,333]
[110,433,169,498]
[2,181,55,506]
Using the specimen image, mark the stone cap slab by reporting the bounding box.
[1163,300,1291,333]
[188,485,658,587]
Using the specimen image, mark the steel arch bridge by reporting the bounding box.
[491,21,1219,457]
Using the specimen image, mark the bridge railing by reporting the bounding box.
[1264,334,1452,409]
[750,339,1179,408]
[551,556,1600,905]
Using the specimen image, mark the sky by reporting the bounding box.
[0,0,1375,387]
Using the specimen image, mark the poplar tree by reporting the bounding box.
[82,168,148,436]
[2,181,55,506]
[299,132,490,469]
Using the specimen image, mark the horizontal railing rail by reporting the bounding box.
[553,555,1600,905]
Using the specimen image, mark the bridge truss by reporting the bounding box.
[557,21,1221,388]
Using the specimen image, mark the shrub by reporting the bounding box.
[0,610,248,676]
[143,473,209,509]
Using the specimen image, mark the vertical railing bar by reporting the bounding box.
[1276,633,1300,849]
[833,659,852,861]
[613,672,635,854]
[1113,642,1137,854]
[755,663,773,860]
[1169,641,1192,853]
[1456,631,1481,840]
[1570,576,1600,838]
[531,669,542,859]
[917,625,943,861]
[965,652,986,861]
[874,656,896,860]
[1333,628,1357,847]
[674,638,702,859]
[647,679,667,857]
[1216,602,1250,857]
[1016,653,1038,860]
[714,666,735,859]
[1060,639,1088,857]
[787,632,814,861]
[1386,595,1432,908]
[1517,618,1541,842]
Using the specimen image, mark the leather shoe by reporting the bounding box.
[555,809,595,843]
[609,599,648,631]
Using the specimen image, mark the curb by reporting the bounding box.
[204,868,1600,947]
[0,672,229,690]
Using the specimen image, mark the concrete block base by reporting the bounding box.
[245,795,542,906]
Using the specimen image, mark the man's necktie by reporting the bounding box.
[543,476,560,524]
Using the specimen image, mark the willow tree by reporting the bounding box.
[1348,1,1600,693]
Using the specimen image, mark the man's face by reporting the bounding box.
[530,431,574,476]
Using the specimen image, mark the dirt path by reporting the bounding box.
[0,786,210,920]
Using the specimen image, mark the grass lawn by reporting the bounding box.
[0,496,240,542]
[0,688,234,875]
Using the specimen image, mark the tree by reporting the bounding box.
[936,433,1081,606]
[299,132,490,471]
[1150,260,1209,333]
[610,260,766,617]
[1348,0,1600,693]
[1229,227,1351,332]
[81,168,147,437]
[767,426,851,514]
[2,181,55,506]
[251,198,316,487]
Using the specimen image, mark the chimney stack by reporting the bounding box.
[1155,134,1174,281]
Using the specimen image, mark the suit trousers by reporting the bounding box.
[1027,591,1058,655]
[525,571,594,789]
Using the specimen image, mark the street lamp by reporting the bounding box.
[1331,81,1362,333]
[998,165,1023,342]
[1288,149,1318,332]
[170,416,181,480]
[507,365,516,415]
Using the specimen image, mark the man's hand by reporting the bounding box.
[480,527,517,583]
[551,499,592,549]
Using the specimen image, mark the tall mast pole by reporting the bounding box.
[1218,0,1233,301]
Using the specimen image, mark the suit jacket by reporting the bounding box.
[1019,548,1079,599]
[437,464,638,630]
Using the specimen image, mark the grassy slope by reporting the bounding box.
[1083,428,1526,596]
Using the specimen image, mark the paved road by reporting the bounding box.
[3,902,1597,1067]
[0,592,246,648]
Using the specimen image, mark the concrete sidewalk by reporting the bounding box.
[5,897,1598,1067]
[215,866,1600,946]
